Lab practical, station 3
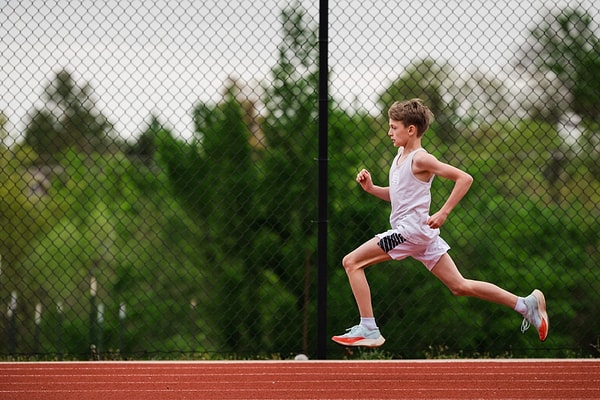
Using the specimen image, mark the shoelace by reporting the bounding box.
[520,318,531,333]
[341,325,371,337]
[345,325,362,334]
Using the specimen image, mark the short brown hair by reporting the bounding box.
[387,98,434,137]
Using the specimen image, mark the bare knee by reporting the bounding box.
[342,254,356,272]
[341,237,390,274]
[446,279,473,297]
[342,253,368,274]
[431,256,474,297]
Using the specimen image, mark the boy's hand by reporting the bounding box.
[356,169,391,201]
[427,211,448,229]
[356,169,373,191]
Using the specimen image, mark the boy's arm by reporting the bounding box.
[413,154,473,229]
[356,169,391,201]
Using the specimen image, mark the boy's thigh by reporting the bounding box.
[378,231,450,271]
[344,236,391,269]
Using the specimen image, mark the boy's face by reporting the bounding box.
[388,119,411,147]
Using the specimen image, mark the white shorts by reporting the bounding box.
[375,229,450,271]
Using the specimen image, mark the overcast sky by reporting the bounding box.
[1,0,598,143]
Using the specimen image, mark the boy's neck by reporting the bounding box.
[401,138,422,153]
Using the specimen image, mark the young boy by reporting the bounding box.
[332,99,548,347]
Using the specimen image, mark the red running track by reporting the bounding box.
[1,359,599,399]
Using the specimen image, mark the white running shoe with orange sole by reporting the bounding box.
[331,325,386,347]
[521,289,549,342]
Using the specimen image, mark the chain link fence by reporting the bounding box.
[1,0,599,360]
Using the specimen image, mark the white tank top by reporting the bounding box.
[388,148,439,244]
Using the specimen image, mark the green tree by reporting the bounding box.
[0,143,66,353]
[13,143,214,356]
[126,115,162,164]
[521,7,600,124]
[255,4,321,353]
[24,70,113,163]
[515,7,600,204]
[157,83,263,353]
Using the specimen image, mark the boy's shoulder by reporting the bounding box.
[412,148,436,163]
[411,149,443,178]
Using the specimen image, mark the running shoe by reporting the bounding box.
[521,289,549,342]
[331,325,386,347]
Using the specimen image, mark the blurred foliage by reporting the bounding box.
[1,4,599,359]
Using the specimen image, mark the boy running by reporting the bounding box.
[332,99,548,347]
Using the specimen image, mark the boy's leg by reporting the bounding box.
[430,253,548,341]
[342,237,392,317]
[430,253,518,307]
[331,237,390,347]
